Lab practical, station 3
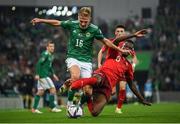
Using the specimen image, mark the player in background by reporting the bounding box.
[98,25,139,114]
[32,41,61,114]
[68,40,151,117]
[144,78,153,102]
[31,7,130,107]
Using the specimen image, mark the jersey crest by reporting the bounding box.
[86,32,91,37]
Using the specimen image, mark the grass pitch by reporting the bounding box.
[0,103,180,123]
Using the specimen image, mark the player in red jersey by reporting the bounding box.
[98,25,138,114]
[68,40,151,117]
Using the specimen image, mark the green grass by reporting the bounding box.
[0,103,180,123]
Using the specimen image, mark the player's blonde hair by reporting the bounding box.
[78,7,91,17]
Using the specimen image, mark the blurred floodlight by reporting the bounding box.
[72,6,77,14]
[38,11,43,15]
[64,6,68,11]
[35,8,38,13]
[42,9,46,14]
[61,10,66,16]
[52,6,57,13]
[61,6,68,16]
[58,6,62,10]
[55,11,61,16]
[45,6,76,16]
[12,6,16,11]
[46,9,53,15]
[66,11,72,16]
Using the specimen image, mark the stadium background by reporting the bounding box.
[0,0,179,111]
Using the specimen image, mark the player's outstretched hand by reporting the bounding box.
[64,78,72,87]
[141,100,152,106]
[31,18,42,25]
[135,29,148,37]
[121,49,131,54]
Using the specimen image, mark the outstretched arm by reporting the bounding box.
[100,38,129,53]
[97,47,107,68]
[31,18,61,26]
[127,79,151,106]
[131,55,138,71]
[132,55,138,65]
[113,29,148,46]
[97,49,103,68]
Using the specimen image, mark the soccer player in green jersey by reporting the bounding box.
[32,41,62,114]
[31,7,128,107]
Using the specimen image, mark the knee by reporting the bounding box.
[119,81,126,90]
[49,88,56,94]
[91,110,100,117]
[37,91,44,96]
[120,86,126,90]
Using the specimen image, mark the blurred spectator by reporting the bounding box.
[19,67,35,109]
[0,6,67,97]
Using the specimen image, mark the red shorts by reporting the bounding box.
[93,70,112,101]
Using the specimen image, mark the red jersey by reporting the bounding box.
[101,38,136,60]
[101,38,136,82]
[95,57,134,90]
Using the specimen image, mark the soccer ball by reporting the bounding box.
[67,105,83,118]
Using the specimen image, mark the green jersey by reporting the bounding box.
[36,51,54,78]
[61,20,104,62]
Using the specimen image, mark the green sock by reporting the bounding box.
[80,94,90,105]
[49,94,56,109]
[33,95,40,109]
[68,89,78,101]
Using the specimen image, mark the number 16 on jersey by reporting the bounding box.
[75,39,83,47]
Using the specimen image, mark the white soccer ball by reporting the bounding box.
[67,105,83,118]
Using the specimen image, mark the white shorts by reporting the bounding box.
[65,58,92,78]
[37,77,55,90]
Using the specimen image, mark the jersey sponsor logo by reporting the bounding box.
[73,30,83,37]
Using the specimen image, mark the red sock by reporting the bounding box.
[87,97,93,113]
[71,77,97,90]
[117,90,126,109]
